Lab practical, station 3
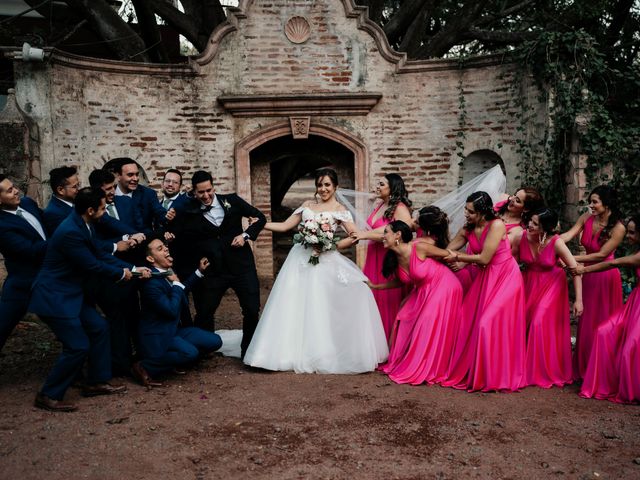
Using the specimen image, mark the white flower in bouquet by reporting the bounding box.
[293,217,338,265]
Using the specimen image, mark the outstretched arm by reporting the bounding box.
[447,221,505,266]
[555,238,583,317]
[560,213,588,243]
[447,227,468,252]
[264,212,303,233]
[574,222,626,263]
[576,251,640,275]
[415,241,450,260]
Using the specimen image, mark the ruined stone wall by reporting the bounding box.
[9,0,547,277]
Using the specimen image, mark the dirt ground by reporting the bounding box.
[1,280,640,480]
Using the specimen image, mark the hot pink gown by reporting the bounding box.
[362,202,405,340]
[519,233,572,387]
[381,243,463,385]
[574,216,623,378]
[580,266,640,404]
[442,220,526,392]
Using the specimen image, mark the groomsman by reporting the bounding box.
[133,237,222,386]
[88,168,146,375]
[112,158,168,235]
[159,169,187,212]
[42,166,80,236]
[169,170,266,358]
[0,175,47,352]
[29,187,150,412]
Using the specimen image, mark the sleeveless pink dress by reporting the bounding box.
[580,266,640,404]
[381,243,463,385]
[442,220,527,392]
[362,202,405,341]
[519,233,572,388]
[574,216,623,378]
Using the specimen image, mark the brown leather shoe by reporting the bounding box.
[34,393,77,412]
[82,382,127,397]
[131,361,163,388]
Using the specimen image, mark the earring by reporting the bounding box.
[395,239,400,246]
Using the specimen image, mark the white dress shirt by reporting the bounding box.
[203,195,225,227]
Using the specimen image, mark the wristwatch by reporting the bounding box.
[242,232,250,241]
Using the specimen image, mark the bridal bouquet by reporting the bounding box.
[293,214,338,265]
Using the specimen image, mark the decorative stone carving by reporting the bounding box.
[289,117,310,139]
[284,16,311,44]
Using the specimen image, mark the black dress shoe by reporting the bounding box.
[131,361,163,388]
[82,382,127,397]
[34,393,77,412]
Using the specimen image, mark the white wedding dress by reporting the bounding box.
[243,206,389,373]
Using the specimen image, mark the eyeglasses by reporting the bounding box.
[64,183,81,190]
[163,179,181,185]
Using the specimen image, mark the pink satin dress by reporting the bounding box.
[362,202,405,341]
[381,243,463,385]
[574,216,623,379]
[520,233,572,388]
[580,266,640,404]
[442,220,527,392]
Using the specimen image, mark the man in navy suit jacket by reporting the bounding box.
[158,168,188,213]
[29,188,150,412]
[111,158,168,236]
[0,175,48,352]
[133,237,222,385]
[42,166,80,236]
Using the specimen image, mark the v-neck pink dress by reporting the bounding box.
[580,266,640,404]
[441,220,526,392]
[574,216,623,379]
[519,233,572,388]
[362,202,406,341]
[381,243,463,385]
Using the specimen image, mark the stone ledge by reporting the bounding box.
[218,93,382,117]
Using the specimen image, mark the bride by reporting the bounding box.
[243,168,389,373]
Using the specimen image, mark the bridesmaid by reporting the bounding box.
[368,211,463,385]
[561,185,625,379]
[577,216,640,404]
[512,207,583,388]
[495,187,544,250]
[353,174,412,341]
[441,191,526,392]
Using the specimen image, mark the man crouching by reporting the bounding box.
[132,236,222,387]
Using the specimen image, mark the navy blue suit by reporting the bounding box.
[43,196,73,237]
[0,197,47,351]
[138,268,221,377]
[115,185,167,235]
[29,212,131,400]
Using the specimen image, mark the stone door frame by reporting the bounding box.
[234,120,369,202]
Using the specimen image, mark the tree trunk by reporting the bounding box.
[383,0,432,46]
[63,0,151,61]
[132,0,169,63]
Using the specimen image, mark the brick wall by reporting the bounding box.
[10,0,547,278]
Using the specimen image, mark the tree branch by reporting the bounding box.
[383,0,431,46]
[150,0,207,51]
[132,0,169,62]
[461,27,539,45]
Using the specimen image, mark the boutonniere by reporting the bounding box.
[222,199,232,210]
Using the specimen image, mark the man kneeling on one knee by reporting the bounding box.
[133,236,222,386]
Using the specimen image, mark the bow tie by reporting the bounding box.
[201,204,213,212]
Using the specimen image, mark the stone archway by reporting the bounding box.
[459,149,506,185]
[235,121,369,278]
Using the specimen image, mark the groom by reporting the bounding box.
[169,170,266,358]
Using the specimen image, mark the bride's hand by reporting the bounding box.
[350,231,367,242]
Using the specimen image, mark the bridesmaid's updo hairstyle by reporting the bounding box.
[532,207,559,235]
[590,185,622,243]
[382,220,413,279]
[465,191,496,230]
[418,205,450,249]
[383,173,412,220]
[497,187,544,225]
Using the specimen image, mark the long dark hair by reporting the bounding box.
[383,173,412,220]
[464,191,497,231]
[590,185,622,244]
[498,186,544,225]
[314,168,338,195]
[418,205,450,249]
[531,207,559,235]
[382,220,413,279]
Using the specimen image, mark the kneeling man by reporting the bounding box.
[134,237,222,385]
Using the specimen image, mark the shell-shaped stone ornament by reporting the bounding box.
[284,16,311,44]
